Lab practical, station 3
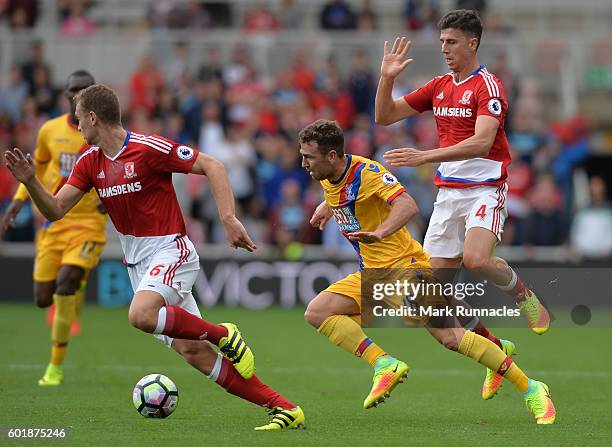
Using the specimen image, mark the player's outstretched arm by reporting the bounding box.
[384,116,500,166]
[4,148,84,221]
[348,192,418,243]
[375,37,419,125]
[190,152,257,252]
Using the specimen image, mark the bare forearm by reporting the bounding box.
[206,160,236,221]
[426,136,492,163]
[24,178,64,221]
[375,195,418,239]
[375,76,396,125]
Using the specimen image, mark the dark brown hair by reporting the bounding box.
[75,84,121,125]
[438,9,483,49]
[298,119,345,156]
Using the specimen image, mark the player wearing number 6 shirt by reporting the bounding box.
[376,10,550,401]
[4,84,304,430]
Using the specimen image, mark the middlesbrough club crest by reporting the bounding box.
[124,162,136,179]
[459,90,473,105]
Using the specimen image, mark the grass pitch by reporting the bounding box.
[1,303,610,446]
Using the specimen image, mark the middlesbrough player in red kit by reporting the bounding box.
[5,84,305,430]
[376,10,553,407]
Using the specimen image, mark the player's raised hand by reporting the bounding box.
[310,201,332,230]
[1,199,25,230]
[4,148,35,184]
[223,216,257,252]
[383,147,429,167]
[347,231,383,244]
[381,37,413,79]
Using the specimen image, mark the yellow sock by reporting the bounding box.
[50,293,77,366]
[457,330,529,392]
[318,315,387,366]
[504,363,530,393]
[51,344,67,366]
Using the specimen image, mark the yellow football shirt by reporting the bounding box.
[13,114,106,235]
[321,154,429,269]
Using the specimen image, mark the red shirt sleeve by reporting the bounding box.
[67,153,93,191]
[143,135,199,174]
[403,78,437,113]
[475,75,507,123]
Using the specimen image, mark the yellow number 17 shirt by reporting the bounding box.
[321,154,430,270]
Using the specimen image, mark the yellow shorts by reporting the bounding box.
[34,228,105,282]
[323,261,446,326]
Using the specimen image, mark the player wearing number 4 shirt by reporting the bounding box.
[5,84,304,430]
[376,10,551,404]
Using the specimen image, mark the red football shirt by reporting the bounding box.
[67,131,198,263]
[404,65,511,188]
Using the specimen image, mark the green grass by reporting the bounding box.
[1,303,611,446]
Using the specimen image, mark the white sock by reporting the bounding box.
[207,353,223,381]
[496,268,518,292]
[154,307,166,334]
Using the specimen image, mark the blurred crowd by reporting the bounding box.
[0,1,485,33]
[1,1,611,260]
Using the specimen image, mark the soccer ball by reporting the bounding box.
[132,374,179,418]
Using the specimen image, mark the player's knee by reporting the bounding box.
[34,286,53,308]
[304,303,325,328]
[55,278,81,296]
[128,308,156,332]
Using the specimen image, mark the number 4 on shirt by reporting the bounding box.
[475,205,487,219]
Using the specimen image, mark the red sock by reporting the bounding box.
[509,275,530,302]
[473,321,502,348]
[164,306,228,344]
[216,357,295,410]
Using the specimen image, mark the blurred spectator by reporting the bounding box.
[320,0,357,30]
[3,0,38,28]
[243,2,280,32]
[165,42,190,92]
[345,114,372,157]
[507,79,545,159]
[503,149,534,245]
[21,42,50,94]
[290,50,315,93]
[197,47,223,83]
[347,50,375,116]
[198,100,225,151]
[279,0,302,29]
[223,44,251,87]
[261,136,309,208]
[206,122,257,206]
[30,66,57,116]
[456,0,487,16]
[61,0,96,37]
[357,0,377,30]
[185,0,212,29]
[130,53,165,115]
[571,176,612,259]
[523,174,568,246]
[0,65,29,122]
[268,179,306,244]
[147,0,180,28]
[403,0,440,31]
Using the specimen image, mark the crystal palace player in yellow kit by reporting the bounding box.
[2,71,106,386]
[300,119,555,424]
